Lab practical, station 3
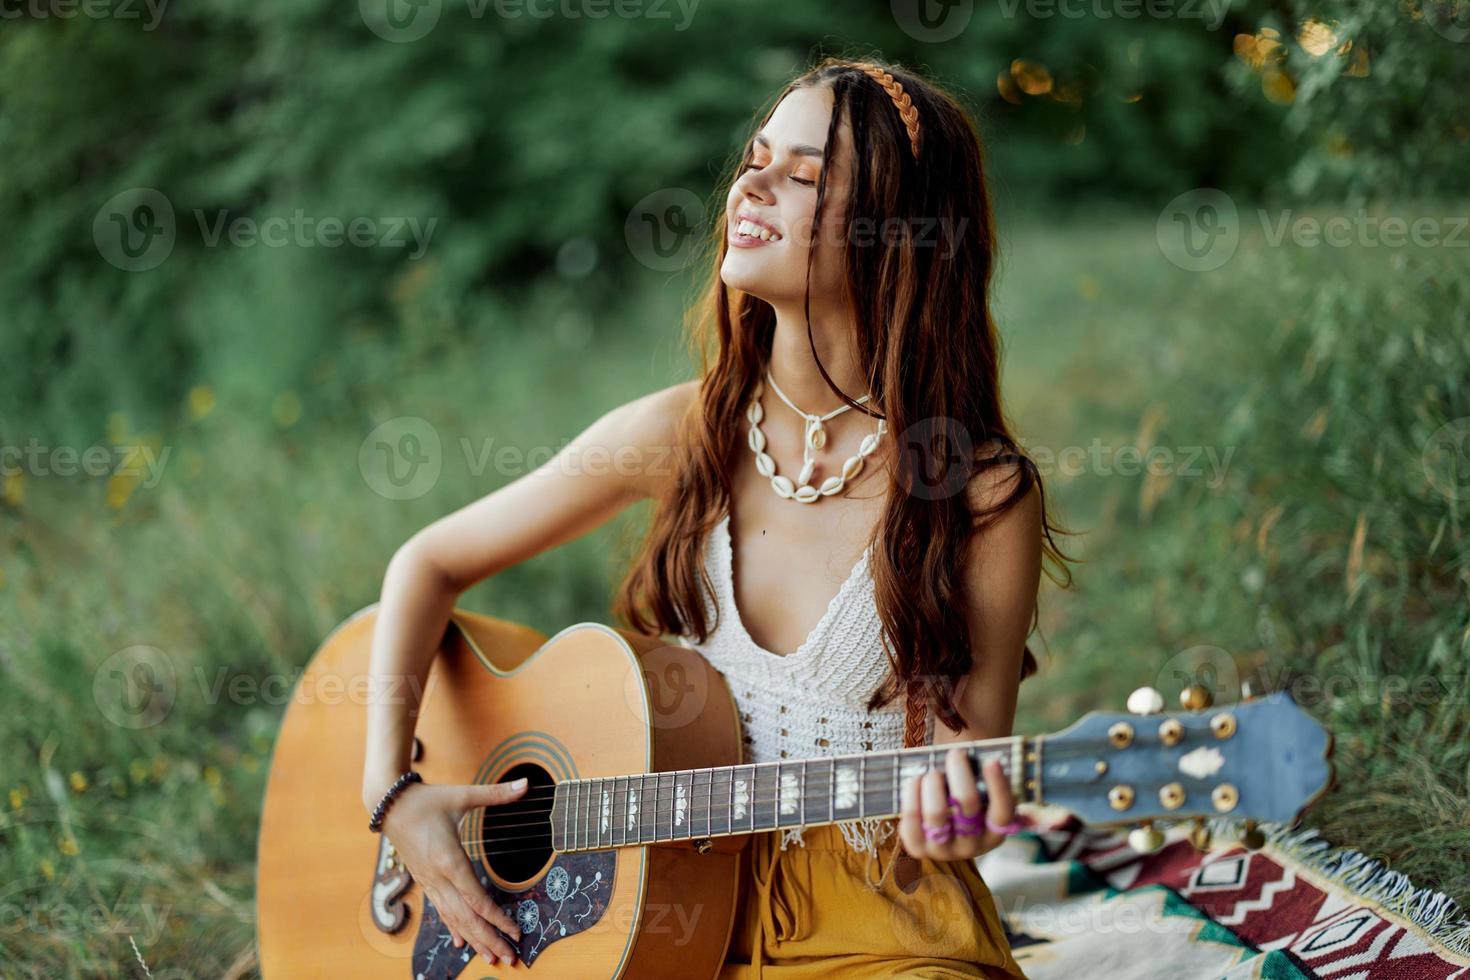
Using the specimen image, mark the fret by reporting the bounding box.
[581,778,591,851]
[744,764,758,832]
[655,772,666,842]
[575,779,587,851]
[591,776,602,849]
[705,769,717,840]
[799,760,807,831]
[655,772,664,842]
[564,780,575,852]
[759,764,777,831]
[675,771,685,840]
[713,766,733,836]
[824,759,833,826]
[620,775,632,846]
[608,776,618,847]
[636,773,649,844]
[648,773,657,843]
[597,776,609,849]
[891,751,900,817]
[581,779,590,851]
[773,761,782,831]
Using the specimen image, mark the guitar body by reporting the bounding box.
[257,607,746,979]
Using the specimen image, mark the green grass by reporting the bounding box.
[1,206,1466,975]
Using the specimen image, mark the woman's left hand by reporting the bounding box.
[897,747,1016,861]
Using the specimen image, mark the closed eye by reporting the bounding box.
[741,162,816,187]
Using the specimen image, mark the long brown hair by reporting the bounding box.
[613,55,1072,737]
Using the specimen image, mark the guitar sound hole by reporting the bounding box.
[473,762,555,883]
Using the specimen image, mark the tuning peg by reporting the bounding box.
[1238,820,1266,851]
[1127,820,1165,854]
[1180,685,1214,711]
[1187,818,1213,852]
[1127,687,1165,716]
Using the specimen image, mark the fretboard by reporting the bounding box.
[548,738,1033,853]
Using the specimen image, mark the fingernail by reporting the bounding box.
[512,777,528,788]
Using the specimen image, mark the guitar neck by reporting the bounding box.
[549,737,1035,853]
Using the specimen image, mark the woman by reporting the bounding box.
[361,56,1068,977]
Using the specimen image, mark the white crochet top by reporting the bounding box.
[674,511,930,852]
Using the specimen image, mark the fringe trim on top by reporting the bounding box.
[1257,821,1470,956]
[779,817,898,855]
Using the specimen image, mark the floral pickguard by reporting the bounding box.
[411,851,615,977]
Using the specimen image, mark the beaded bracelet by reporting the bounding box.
[367,770,422,833]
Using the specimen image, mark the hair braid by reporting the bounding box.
[852,62,921,159]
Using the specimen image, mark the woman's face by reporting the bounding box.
[720,85,853,310]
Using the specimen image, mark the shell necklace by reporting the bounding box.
[746,369,887,503]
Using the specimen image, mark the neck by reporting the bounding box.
[549,736,1032,853]
[767,303,870,415]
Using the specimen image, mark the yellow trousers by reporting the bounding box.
[719,822,1027,979]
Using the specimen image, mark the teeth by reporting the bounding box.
[736,218,781,242]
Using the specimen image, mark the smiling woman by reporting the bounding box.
[358,53,1066,979]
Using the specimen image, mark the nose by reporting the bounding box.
[735,166,775,205]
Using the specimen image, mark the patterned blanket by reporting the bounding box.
[978,810,1470,979]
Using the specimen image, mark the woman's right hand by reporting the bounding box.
[378,778,531,966]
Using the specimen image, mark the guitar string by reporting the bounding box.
[438,740,1112,841]
[452,777,999,846]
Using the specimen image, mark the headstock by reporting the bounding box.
[1035,686,1334,852]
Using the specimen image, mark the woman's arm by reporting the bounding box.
[899,472,1043,860]
[361,379,698,965]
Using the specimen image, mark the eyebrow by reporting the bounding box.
[753,133,825,158]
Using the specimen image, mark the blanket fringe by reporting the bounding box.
[1254,821,1470,956]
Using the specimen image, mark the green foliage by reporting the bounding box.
[3,2,1466,442]
[1005,210,1470,906]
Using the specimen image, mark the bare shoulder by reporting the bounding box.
[606,378,702,501]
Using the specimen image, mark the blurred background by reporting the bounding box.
[3,0,1469,974]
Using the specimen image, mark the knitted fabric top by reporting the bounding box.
[675,511,930,852]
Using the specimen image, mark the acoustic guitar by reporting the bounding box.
[256,607,1333,979]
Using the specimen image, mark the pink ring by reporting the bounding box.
[948,796,984,836]
[923,819,954,844]
[985,815,1022,836]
